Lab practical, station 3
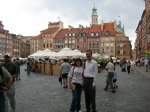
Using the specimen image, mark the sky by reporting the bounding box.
[0,0,145,48]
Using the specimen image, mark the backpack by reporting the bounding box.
[0,67,6,87]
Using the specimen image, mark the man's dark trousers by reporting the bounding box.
[0,92,5,112]
[83,78,96,112]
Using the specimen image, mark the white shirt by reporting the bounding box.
[84,59,98,86]
[105,62,114,72]
[68,66,83,85]
[130,60,135,67]
[144,59,149,65]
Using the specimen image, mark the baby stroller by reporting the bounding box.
[121,64,126,72]
[108,71,118,92]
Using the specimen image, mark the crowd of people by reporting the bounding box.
[0,50,150,112]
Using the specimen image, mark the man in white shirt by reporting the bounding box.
[144,58,149,72]
[83,50,98,112]
[104,58,115,93]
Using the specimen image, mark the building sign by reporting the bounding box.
[143,54,150,57]
[144,50,150,54]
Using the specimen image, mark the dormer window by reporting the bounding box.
[105,31,110,36]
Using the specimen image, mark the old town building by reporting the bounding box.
[32,7,132,60]
[0,21,13,57]
[0,21,31,58]
[135,0,150,58]
[12,34,21,58]
[18,35,31,58]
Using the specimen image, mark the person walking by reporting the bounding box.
[68,58,84,112]
[104,58,115,93]
[126,60,131,74]
[130,59,135,74]
[83,50,98,112]
[14,58,21,80]
[60,59,70,88]
[27,61,32,76]
[144,58,149,72]
[0,66,13,112]
[1,53,17,112]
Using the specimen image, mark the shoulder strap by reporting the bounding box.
[72,66,75,77]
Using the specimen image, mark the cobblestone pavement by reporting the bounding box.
[12,65,150,112]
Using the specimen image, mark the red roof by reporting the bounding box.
[55,27,91,38]
[41,28,59,34]
[38,21,119,39]
[101,22,115,36]
[32,34,42,39]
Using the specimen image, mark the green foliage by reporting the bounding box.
[95,58,108,68]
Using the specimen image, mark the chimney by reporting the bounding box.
[101,20,103,31]
[114,20,117,30]
[68,25,74,30]
[79,24,84,30]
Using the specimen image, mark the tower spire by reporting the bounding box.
[91,5,98,25]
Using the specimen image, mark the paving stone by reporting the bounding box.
[12,65,150,112]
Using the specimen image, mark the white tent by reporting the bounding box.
[40,49,57,59]
[28,50,43,58]
[72,49,85,58]
[28,49,57,59]
[55,47,75,59]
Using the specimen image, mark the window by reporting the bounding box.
[105,31,110,36]
[106,46,109,50]
[117,50,120,54]
[120,50,123,54]
[65,40,68,44]
[91,33,94,37]
[72,40,75,43]
[123,50,126,54]
[50,44,52,47]
[96,32,99,36]
[69,40,71,43]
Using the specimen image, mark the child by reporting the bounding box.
[112,71,118,89]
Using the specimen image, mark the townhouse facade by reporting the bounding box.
[31,7,131,60]
[0,21,31,58]
[0,21,13,57]
[135,0,150,58]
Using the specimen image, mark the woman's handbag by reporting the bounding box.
[58,76,62,85]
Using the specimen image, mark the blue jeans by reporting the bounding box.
[70,84,82,112]
[0,92,5,112]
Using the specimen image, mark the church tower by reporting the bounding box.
[91,5,98,25]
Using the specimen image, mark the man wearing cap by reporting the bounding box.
[1,53,17,112]
[0,66,13,112]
